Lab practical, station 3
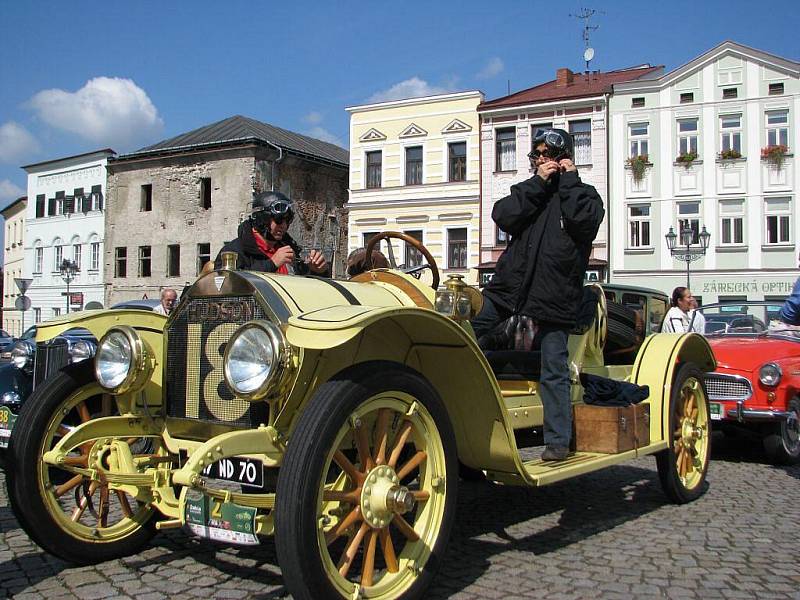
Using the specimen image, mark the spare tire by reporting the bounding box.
[606,301,638,330]
[605,318,639,353]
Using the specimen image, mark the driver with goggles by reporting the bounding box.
[214,191,329,276]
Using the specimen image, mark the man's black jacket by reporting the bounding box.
[483,170,604,327]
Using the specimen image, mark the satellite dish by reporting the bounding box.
[584,47,595,62]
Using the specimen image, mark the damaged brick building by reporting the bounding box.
[104,115,349,304]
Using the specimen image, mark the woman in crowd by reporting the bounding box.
[661,287,694,333]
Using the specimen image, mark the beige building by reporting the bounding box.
[2,197,27,335]
[346,91,483,284]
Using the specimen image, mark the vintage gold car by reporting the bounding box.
[7,233,715,600]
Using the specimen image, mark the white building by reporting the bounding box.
[23,149,115,321]
[609,41,799,304]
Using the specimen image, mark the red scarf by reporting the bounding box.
[252,228,289,274]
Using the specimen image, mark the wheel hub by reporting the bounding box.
[360,465,415,529]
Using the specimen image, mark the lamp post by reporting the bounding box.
[59,259,79,314]
[665,225,710,289]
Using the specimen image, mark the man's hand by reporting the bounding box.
[559,158,577,172]
[306,249,328,274]
[536,160,560,181]
[271,245,295,269]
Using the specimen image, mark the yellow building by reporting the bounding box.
[346,91,483,285]
[2,196,27,336]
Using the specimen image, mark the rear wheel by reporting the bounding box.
[656,363,711,503]
[762,397,800,465]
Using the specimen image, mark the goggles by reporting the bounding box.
[253,199,294,226]
[529,129,570,161]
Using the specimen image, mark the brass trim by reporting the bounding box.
[94,325,153,395]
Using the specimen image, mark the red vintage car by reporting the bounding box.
[699,301,800,464]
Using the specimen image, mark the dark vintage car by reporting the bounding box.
[0,329,17,360]
[699,301,800,464]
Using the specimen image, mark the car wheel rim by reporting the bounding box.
[672,377,709,490]
[315,392,447,599]
[782,401,800,455]
[38,384,155,541]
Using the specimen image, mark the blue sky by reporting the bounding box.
[0,0,797,211]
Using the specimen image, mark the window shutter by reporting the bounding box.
[36,195,45,218]
[64,195,74,214]
[48,198,56,216]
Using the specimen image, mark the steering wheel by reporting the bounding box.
[364,231,440,289]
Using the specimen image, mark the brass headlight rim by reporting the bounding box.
[223,319,289,402]
[94,325,151,395]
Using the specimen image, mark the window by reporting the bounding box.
[53,245,64,271]
[677,202,701,244]
[362,232,379,248]
[33,308,41,323]
[496,225,508,246]
[34,247,43,274]
[141,184,153,211]
[138,246,152,277]
[766,110,789,147]
[402,230,423,267]
[628,204,651,248]
[167,244,181,277]
[720,115,742,154]
[765,197,791,245]
[91,185,103,211]
[366,151,382,188]
[200,178,212,209]
[680,92,694,104]
[719,200,745,245]
[52,308,60,318]
[678,118,699,155]
[197,243,211,275]
[73,244,82,270]
[631,97,645,108]
[569,120,592,165]
[769,82,784,96]
[495,128,516,171]
[722,87,738,99]
[35,194,45,218]
[649,296,668,333]
[629,122,649,158]
[448,142,466,182]
[115,247,128,278]
[405,146,423,185]
[90,242,100,271]
[447,228,467,269]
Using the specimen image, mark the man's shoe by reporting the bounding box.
[541,445,569,461]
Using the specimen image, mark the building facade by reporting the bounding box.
[477,65,662,285]
[346,91,483,284]
[23,150,114,323]
[609,41,799,303]
[104,115,349,305]
[2,196,27,335]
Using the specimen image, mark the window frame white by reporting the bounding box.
[34,245,43,274]
[764,196,792,246]
[677,201,702,245]
[446,227,468,269]
[677,118,699,156]
[627,203,652,249]
[719,199,745,246]
[90,242,100,271]
[628,122,650,159]
[53,244,64,272]
[569,119,592,166]
[719,114,742,154]
[403,229,424,267]
[495,127,516,172]
[765,110,789,148]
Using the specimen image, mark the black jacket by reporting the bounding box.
[483,170,604,326]
[214,221,328,276]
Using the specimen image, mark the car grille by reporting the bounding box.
[33,339,70,389]
[704,373,752,401]
[165,295,269,428]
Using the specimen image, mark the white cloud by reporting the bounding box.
[0,179,25,203]
[367,77,455,103]
[0,122,40,164]
[27,77,164,148]
[476,57,504,80]
[305,126,344,148]
[303,111,323,125]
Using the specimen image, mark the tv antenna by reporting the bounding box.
[570,7,603,72]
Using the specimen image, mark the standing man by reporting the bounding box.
[472,128,604,461]
[215,191,329,276]
[154,288,177,316]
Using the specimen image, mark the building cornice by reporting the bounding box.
[347,90,484,114]
[23,149,115,173]
[346,195,479,210]
[478,95,606,117]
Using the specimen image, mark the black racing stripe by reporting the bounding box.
[239,272,292,321]
[307,276,361,305]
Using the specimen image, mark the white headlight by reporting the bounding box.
[69,339,96,364]
[759,363,782,387]
[224,321,288,400]
[11,340,35,370]
[96,330,132,390]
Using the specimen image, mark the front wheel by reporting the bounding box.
[656,363,711,503]
[275,362,458,600]
[763,397,800,465]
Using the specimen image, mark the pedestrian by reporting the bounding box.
[153,288,177,316]
[214,191,329,276]
[689,295,706,334]
[661,287,694,333]
[472,128,605,461]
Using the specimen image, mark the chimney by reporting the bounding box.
[556,68,574,88]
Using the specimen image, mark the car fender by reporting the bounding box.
[631,332,716,444]
[34,309,166,343]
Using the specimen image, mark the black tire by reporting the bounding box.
[605,319,638,352]
[275,361,458,600]
[6,362,157,564]
[606,301,637,330]
[762,397,800,465]
[656,363,711,503]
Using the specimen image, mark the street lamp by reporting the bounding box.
[665,224,710,289]
[59,259,79,314]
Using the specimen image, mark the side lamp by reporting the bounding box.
[434,274,483,322]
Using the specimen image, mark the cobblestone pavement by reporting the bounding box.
[1,433,799,599]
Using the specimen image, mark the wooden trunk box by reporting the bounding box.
[574,403,650,454]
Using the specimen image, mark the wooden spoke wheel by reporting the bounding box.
[656,363,711,503]
[7,362,157,564]
[275,363,457,600]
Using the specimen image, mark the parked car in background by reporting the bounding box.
[602,284,670,363]
[700,301,800,464]
[0,329,17,360]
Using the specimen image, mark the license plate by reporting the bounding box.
[179,450,264,488]
[710,402,723,421]
[184,491,258,546]
[0,406,17,449]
